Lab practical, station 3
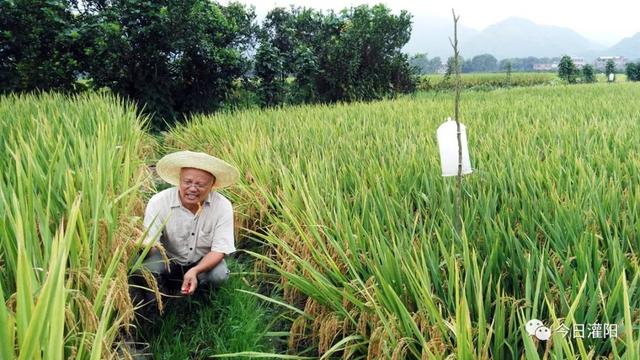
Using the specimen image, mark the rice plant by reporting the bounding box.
[418,72,558,91]
[165,83,640,359]
[0,92,151,359]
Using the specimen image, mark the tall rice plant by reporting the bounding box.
[0,92,151,359]
[166,83,640,359]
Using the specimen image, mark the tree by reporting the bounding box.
[290,44,320,103]
[78,0,257,130]
[409,53,428,74]
[467,54,498,72]
[504,61,512,85]
[445,56,463,78]
[429,57,443,73]
[254,42,286,106]
[558,55,577,83]
[256,5,416,105]
[582,64,596,83]
[605,59,616,77]
[626,62,640,81]
[322,5,416,101]
[410,54,444,74]
[0,0,83,93]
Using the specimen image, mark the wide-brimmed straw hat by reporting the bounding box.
[156,150,240,189]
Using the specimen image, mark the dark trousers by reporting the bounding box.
[129,251,229,321]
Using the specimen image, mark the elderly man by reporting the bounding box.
[138,150,239,304]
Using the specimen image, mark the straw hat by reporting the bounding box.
[156,150,239,189]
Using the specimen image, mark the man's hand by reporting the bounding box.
[181,268,199,296]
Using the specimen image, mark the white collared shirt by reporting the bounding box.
[143,187,235,264]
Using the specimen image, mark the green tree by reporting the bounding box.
[605,59,616,78]
[320,5,416,101]
[625,62,639,81]
[409,53,429,74]
[254,41,285,106]
[445,56,463,78]
[466,54,498,72]
[504,61,512,85]
[0,0,83,93]
[79,0,256,130]
[290,44,319,103]
[256,5,415,105]
[409,54,441,74]
[582,64,596,83]
[558,55,577,83]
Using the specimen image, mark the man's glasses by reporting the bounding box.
[181,180,212,191]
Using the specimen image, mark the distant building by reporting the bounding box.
[533,63,557,71]
[594,56,627,71]
[571,57,586,69]
[533,56,585,71]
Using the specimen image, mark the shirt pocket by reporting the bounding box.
[198,226,215,250]
[164,220,190,255]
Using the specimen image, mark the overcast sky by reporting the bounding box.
[221,0,639,46]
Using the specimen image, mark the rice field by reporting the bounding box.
[164,83,640,359]
[2,82,639,359]
[0,93,152,359]
[418,72,558,91]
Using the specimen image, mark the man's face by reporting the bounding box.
[179,168,215,209]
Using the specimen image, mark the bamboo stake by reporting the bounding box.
[449,9,463,235]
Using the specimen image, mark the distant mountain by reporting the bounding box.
[606,33,640,60]
[403,13,478,58]
[405,16,616,60]
[461,17,605,59]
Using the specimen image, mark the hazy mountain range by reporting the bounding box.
[405,16,640,61]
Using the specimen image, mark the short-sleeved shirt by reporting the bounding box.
[143,187,235,265]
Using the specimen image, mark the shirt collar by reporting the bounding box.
[170,187,213,208]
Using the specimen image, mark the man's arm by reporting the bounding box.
[181,251,225,295]
[182,196,235,295]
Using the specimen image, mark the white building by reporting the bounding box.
[533,57,585,71]
[533,63,557,71]
[571,57,586,69]
[594,56,627,71]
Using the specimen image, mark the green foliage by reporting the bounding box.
[254,41,286,106]
[582,64,596,83]
[0,0,83,93]
[504,60,513,82]
[605,59,616,76]
[78,0,256,130]
[2,1,418,124]
[462,54,498,72]
[138,259,280,358]
[409,53,443,74]
[445,55,462,78]
[256,4,416,106]
[167,83,640,358]
[558,55,578,83]
[0,92,149,358]
[625,62,640,81]
[418,72,556,92]
[290,44,320,103]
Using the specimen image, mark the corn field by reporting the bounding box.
[165,83,640,359]
[0,93,151,359]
